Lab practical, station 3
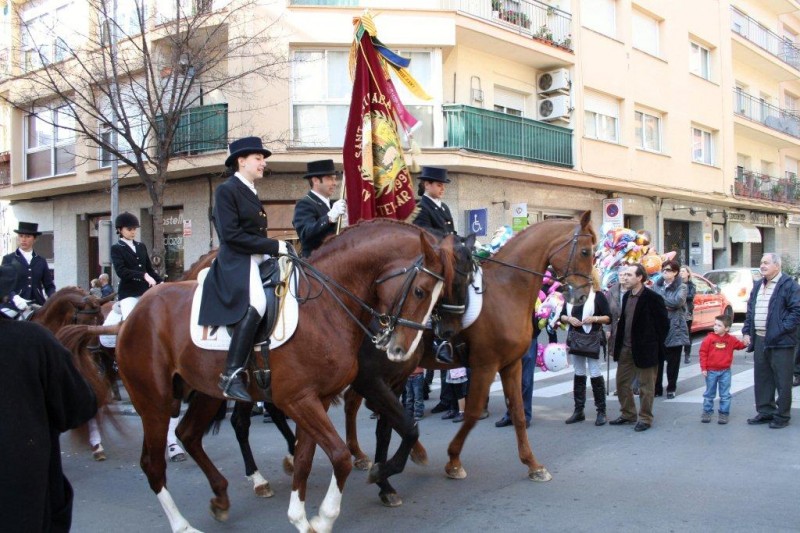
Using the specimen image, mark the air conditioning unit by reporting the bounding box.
[711,224,725,249]
[537,68,570,95]
[538,95,571,122]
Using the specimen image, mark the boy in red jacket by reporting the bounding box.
[699,314,747,424]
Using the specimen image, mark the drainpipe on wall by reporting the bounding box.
[654,196,662,252]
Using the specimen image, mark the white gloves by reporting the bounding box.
[12,295,28,311]
[278,240,288,256]
[144,273,157,287]
[328,199,347,223]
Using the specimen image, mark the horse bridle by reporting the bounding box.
[474,225,594,293]
[291,253,445,349]
[73,299,103,325]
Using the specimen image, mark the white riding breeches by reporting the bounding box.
[119,297,139,320]
[249,254,267,318]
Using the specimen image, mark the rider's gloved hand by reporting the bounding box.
[328,199,347,223]
[278,240,289,256]
[11,295,28,311]
[144,273,157,287]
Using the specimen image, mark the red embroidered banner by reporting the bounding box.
[342,17,417,223]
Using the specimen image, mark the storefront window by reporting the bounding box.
[163,207,184,281]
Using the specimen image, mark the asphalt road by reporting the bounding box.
[64,328,800,533]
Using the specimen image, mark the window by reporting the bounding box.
[101,0,146,42]
[98,88,149,167]
[635,110,661,152]
[494,87,525,117]
[25,107,76,179]
[157,0,211,24]
[584,91,619,143]
[692,126,714,165]
[690,42,711,80]
[21,2,75,70]
[581,0,616,37]
[785,92,798,112]
[632,10,659,56]
[292,49,434,147]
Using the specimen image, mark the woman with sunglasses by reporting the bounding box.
[652,260,690,399]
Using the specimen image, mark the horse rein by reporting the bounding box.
[288,253,445,349]
[474,225,594,291]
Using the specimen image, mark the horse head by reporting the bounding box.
[430,233,477,342]
[548,210,596,306]
[373,227,451,363]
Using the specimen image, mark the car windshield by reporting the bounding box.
[704,271,737,286]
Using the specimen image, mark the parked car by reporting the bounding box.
[690,273,734,333]
[702,268,762,315]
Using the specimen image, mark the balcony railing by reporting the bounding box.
[443,104,572,167]
[289,1,573,51]
[162,103,228,156]
[730,7,800,70]
[734,167,800,205]
[445,0,572,50]
[733,88,800,138]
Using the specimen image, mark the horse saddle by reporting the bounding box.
[190,263,299,352]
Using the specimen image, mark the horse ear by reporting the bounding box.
[420,232,439,268]
[462,233,477,250]
[579,210,592,228]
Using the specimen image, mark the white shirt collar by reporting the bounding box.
[18,248,34,262]
[235,172,258,196]
[121,237,137,251]
[424,193,442,208]
[310,189,331,207]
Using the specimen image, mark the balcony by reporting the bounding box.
[162,103,228,156]
[730,7,800,78]
[733,167,800,205]
[734,89,800,137]
[443,104,572,167]
[0,152,9,187]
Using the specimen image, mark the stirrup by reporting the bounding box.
[219,368,251,401]
[434,339,454,364]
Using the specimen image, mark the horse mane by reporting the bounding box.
[181,249,218,281]
[311,219,426,261]
[495,215,597,261]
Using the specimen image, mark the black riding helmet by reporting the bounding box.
[115,212,140,229]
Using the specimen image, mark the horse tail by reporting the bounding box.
[56,325,113,410]
[205,399,229,436]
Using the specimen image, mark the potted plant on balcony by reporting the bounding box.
[500,10,531,29]
[491,0,502,18]
[533,24,554,43]
[734,181,745,196]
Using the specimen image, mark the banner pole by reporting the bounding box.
[336,172,347,235]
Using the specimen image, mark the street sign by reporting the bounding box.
[466,208,487,236]
[602,198,623,228]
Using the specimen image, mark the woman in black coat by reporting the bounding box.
[110,212,162,319]
[0,264,97,532]
[680,265,696,363]
[412,166,456,238]
[198,137,286,402]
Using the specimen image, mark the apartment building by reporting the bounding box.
[1,0,799,288]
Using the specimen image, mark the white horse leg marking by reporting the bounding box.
[156,488,202,533]
[388,279,444,361]
[309,475,342,533]
[288,490,311,532]
[247,470,273,498]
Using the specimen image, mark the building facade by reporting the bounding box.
[1,0,799,288]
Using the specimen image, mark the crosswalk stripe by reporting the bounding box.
[668,369,754,403]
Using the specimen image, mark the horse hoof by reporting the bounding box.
[283,455,294,476]
[209,503,229,522]
[529,466,553,482]
[410,448,428,466]
[367,463,383,484]
[445,463,467,480]
[379,491,403,507]
[353,456,373,471]
[254,482,274,498]
[92,444,106,462]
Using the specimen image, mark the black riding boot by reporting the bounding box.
[591,376,607,426]
[565,375,587,424]
[219,306,261,402]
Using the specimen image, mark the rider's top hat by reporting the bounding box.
[302,159,339,180]
[418,166,450,184]
[13,221,42,236]
[225,137,272,168]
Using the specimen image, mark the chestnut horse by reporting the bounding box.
[345,212,597,497]
[31,286,111,333]
[104,220,454,533]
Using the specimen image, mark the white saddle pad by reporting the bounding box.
[462,266,483,329]
[190,267,299,352]
[99,304,123,348]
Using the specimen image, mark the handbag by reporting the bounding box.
[567,327,603,357]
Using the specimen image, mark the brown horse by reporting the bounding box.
[30,286,111,333]
[98,219,454,532]
[345,212,597,494]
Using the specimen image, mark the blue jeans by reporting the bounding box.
[504,340,536,423]
[703,369,732,414]
[404,373,425,418]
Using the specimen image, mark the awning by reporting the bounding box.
[729,222,762,243]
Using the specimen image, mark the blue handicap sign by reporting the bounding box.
[466,208,488,237]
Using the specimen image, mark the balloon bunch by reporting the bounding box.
[595,224,676,289]
[535,342,568,372]
[534,270,566,336]
[473,225,513,258]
